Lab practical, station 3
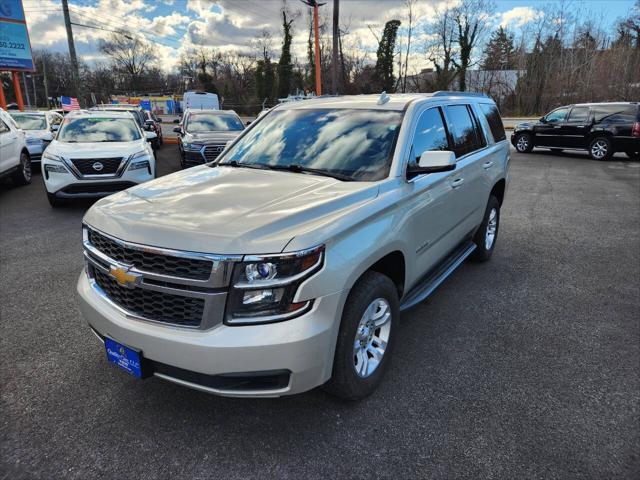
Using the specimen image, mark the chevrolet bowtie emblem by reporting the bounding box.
[109,265,142,289]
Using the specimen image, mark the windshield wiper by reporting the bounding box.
[218,160,270,170]
[266,164,355,182]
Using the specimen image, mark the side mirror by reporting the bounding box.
[408,150,456,177]
[145,131,158,141]
[173,126,182,134]
[245,120,252,126]
[539,116,546,123]
[44,132,54,141]
[51,124,59,131]
[145,119,155,126]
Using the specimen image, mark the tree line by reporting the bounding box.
[3,0,639,116]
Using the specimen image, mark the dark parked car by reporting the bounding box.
[143,110,163,147]
[174,109,245,169]
[511,102,640,160]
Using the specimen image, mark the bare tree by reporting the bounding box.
[99,33,157,92]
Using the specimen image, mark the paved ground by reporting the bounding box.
[1,146,638,480]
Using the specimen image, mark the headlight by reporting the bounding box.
[183,143,203,152]
[225,245,324,325]
[42,152,64,162]
[26,137,43,145]
[44,164,68,173]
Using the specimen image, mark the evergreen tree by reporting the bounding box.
[481,26,516,70]
[374,20,401,92]
[278,10,294,98]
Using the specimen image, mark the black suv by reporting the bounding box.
[511,102,640,160]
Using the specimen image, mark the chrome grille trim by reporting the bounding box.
[63,156,129,180]
[82,224,241,329]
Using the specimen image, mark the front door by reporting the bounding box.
[534,107,570,147]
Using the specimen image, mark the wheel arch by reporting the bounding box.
[490,178,506,206]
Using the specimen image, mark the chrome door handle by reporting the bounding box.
[483,161,494,169]
[451,178,464,188]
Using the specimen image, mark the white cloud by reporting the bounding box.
[499,6,544,28]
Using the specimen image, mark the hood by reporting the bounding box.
[514,121,538,131]
[83,165,379,254]
[25,129,53,141]
[184,131,242,144]
[49,139,146,158]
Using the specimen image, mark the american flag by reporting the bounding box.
[61,96,80,111]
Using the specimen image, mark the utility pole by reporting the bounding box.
[61,0,81,103]
[331,0,339,95]
[301,0,325,96]
[31,73,37,107]
[42,57,50,109]
[22,72,31,107]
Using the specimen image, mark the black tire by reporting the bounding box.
[514,133,534,153]
[470,195,500,262]
[550,148,563,154]
[46,192,64,207]
[12,150,32,185]
[588,136,613,161]
[625,150,639,161]
[324,271,400,401]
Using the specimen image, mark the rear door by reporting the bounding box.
[558,106,591,148]
[0,119,19,174]
[534,107,570,147]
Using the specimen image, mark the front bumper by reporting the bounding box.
[77,272,344,397]
[42,158,154,198]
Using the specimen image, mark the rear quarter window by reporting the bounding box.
[444,105,484,157]
[479,104,506,142]
[593,105,639,124]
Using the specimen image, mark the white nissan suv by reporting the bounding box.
[42,110,157,207]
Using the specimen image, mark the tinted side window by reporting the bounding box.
[593,105,638,124]
[479,103,506,142]
[444,105,480,157]
[409,108,449,166]
[568,107,590,122]
[545,108,569,123]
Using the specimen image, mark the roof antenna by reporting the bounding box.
[377,91,390,105]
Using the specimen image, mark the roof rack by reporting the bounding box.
[432,91,488,98]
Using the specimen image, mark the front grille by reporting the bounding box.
[62,182,134,195]
[88,229,213,281]
[70,157,123,175]
[93,269,204,327]
[203,144,225,162]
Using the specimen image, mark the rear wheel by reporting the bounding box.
[589,137,613,161]
[471,195,500,262]
[514,133,534,153]
[12,151,32,185]
[324,271,399,401]
[625,150,639,161]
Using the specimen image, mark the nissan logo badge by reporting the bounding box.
[92,162,104,172]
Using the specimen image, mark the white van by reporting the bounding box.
[183,91,219,110]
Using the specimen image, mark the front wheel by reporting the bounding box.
[12,151,32,185]
[514,133,534,153]
[471,195,500,262]
[324,271,399,401]
[589,137,613,161]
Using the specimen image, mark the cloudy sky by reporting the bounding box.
[23,0,636,72]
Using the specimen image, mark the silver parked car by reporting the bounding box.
[78,92,510,399]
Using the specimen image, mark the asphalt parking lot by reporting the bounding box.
[1,145,638,479]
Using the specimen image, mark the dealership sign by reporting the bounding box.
[0,0,34,71]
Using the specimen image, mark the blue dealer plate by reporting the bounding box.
[105,338,143,378]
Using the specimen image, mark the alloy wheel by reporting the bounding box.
[516,135,529,152]
[353,298,392,378]
[485,208,497,250]
[591,140,608,160]
[22,154,31,182]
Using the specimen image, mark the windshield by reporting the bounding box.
[11,114,47,130]
[57,117,141,142]
[186,113,244,132]
[220,109,403,181]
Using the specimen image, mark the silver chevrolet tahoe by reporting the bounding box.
[78,92,510,400]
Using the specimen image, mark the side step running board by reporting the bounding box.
[400,241,476,312]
